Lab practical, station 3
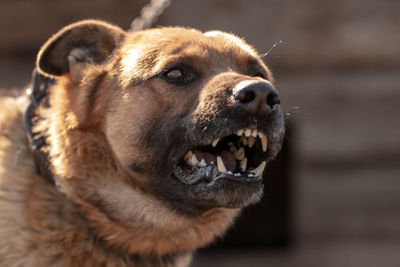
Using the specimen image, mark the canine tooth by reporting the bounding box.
[248,137,256,148]
[241,136,248,146]
[250,161,266,176]
[252,129,258,137]
[212,138,220,147]
[236,129,244,136]
[245,129,252,137]
[258,132,268,152]
[217,156,227,172]
[240,158,247,171]
[188,154,199,166]
[198,159,207,167]
[234,147,245,160]
[184,151,193,161]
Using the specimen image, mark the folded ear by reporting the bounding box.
[36,20,126,79]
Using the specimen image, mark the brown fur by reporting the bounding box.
[0,20,284,266]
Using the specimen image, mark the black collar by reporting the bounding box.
[25,69,56,185]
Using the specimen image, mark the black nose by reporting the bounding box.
[233,81,280,113]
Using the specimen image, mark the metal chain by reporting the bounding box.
[130,0,172,31]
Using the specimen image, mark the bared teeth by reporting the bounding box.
[198,159,207,167]
[258,132,268,152]
[236,128,268,152]
[240,158,247,171]
[184,151,193,161]
[248,136,256,148]
[250,161,266,176]
[188,153,199,166]
[217,156,227,172]
[234,147,245,160]
[183,129,268,173]
[212,138,220,147]
[184,151,209,168]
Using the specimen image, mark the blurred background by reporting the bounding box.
[1,0,399,266]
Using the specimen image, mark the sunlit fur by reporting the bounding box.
[0,20,283,266]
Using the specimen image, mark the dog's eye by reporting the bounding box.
[161,65,197,85]
[166,69,184,80]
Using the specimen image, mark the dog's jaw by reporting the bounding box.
[75,190,240,255]
[164,121,284,211]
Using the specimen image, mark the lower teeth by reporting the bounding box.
[183,156,265,177]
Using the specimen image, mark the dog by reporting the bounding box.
[0,20,285,266]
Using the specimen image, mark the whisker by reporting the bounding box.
[260,40,283,58]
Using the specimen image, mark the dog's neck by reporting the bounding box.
[25,69,55,185]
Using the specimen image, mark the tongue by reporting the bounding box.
[220,150,237,171]
[193,150,237,171]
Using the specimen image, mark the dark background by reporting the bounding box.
[1,0,399,266]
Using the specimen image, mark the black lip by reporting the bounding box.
[172,163,264,186]
[213,172,263,183]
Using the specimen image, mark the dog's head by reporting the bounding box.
[37,20,284,218]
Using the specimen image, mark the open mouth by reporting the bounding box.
[172,128,270,185]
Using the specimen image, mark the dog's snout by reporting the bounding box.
[233,80,280,113]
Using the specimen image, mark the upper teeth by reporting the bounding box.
[212,138,220,147]
[259,132,268,152]
[183,128,268,177]
[237,128,268,152]
[212,128,267,152]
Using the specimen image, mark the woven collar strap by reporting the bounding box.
[24,69,55,185]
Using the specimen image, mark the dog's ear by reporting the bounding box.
[36,20,126,80]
